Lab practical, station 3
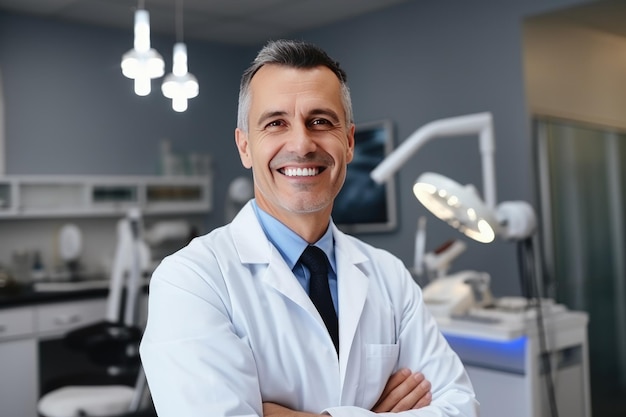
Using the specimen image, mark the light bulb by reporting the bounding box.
[120,8,164,96]
[173,97,188,112]
[162,42,199,112]
[134,76,151,96]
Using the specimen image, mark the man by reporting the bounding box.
[140,39,478,417]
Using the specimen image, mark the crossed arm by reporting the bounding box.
[263,369,432,416]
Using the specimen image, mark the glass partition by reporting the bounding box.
[534,116,626,416]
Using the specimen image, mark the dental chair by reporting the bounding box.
[37,209,155,417]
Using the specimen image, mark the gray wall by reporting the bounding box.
[0,0,589,296]
[0,12,255,234]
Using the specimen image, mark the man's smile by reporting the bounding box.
[280,167,323,177]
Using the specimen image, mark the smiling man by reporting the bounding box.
[140,39,478,417]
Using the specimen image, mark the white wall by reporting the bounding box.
[524,19,626,130]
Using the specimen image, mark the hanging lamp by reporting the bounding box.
[162,0,199,112]
[121,1,165,96]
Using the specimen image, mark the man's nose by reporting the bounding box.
[290,124,317,155]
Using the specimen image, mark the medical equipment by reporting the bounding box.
[418,237,493,318]
[439,299,590,417]
[371,113,590,417]
[38,208,154,417]
[423,270,493,319]
[413,216,492,318]
[412,216,427,277]
[423,239,467,278]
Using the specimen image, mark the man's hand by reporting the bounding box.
[371,368,432,413]
[263,402,319,417]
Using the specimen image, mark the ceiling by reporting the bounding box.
[1,0,624,46]
[0,0,415,45]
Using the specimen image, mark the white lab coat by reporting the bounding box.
[140,202,478,417]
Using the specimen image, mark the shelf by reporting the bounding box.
[0,175,212,218]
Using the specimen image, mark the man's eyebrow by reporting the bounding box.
[310,108,340,123]
[256,110,287,127]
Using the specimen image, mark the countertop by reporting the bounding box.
[0,282,110,309]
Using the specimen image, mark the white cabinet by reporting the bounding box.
[36,298,108,340]
[0,307,38,417]
[440,309,591,417]
[0,175,212,218]
[0,306,35,338]
[1,338,39,417]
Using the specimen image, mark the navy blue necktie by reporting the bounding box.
[299,245,339,353]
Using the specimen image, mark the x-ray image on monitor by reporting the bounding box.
[332,120,397,234]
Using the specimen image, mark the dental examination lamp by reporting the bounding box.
[371,113,564,417]
[370,112,536,244]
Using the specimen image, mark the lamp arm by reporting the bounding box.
[479,118,496,210]
[370,112,497,209]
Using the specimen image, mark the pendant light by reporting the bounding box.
[121,0,165,96]
[161,0,199,112]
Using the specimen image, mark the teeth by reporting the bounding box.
[284,167,319,177]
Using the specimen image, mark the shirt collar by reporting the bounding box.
[251,199,336,273]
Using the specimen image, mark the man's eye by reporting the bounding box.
[266,120,283,128]
[311,119,332,128]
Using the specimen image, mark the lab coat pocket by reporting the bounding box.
[362,343,400,408]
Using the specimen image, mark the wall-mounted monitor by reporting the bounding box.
[332,119,397,234]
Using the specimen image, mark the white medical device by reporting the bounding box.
[422,270,493,319]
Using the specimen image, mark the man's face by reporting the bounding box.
[235,64,354,223]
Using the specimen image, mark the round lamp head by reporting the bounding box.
[413,172,499,243]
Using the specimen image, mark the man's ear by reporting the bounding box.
[235,128,252,169]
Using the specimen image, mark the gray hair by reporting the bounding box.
[237,39,354,133]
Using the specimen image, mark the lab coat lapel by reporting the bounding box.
[333,226,370,387]
[262,250,320,318]
[230,202,323,320]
